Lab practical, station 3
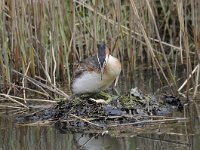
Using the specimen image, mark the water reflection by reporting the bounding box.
[0,116,131,150]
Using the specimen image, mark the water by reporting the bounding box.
[0,66,200,150]
[0,112,199,150]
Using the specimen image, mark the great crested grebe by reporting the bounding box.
[72,43,121,95]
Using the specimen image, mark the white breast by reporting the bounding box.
[72,72,116,94]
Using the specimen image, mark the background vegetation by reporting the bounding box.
[0,0,200,99]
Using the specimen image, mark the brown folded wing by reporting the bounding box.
[73,56,100,78]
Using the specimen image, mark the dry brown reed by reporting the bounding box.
[0,0,200,100]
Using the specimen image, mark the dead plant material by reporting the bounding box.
[14,88,186,133]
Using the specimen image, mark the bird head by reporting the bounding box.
[97,43,109,80]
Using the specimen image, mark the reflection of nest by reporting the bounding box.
[15,91,186,134]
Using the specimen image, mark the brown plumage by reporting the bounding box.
[73,56,100,79]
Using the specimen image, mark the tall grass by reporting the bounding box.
[0,0,200,98]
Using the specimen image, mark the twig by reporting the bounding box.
[13,109,27,115]
[79,133,100,150]
[51,45,57,86]
[12,84,52,98]
[13,70,52,99]
[17,120,54,126]
[193,64,200,99]
[0,108,25,115]
[6,95,56,103]
[107,118,187,128]
[178,64,198,92]
[194,102,200,121]
[69,114,104,128]
[44,36,52,84]
[0,93,29,109]
[137,135,190,146]
[0,104,24,109]
[12,70,70,99]
[22,61,31,103]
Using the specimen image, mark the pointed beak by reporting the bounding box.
[100,67,104,80]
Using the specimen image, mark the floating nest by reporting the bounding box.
[15,87,186,134]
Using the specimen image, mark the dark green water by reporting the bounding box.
[0,66,200,150]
